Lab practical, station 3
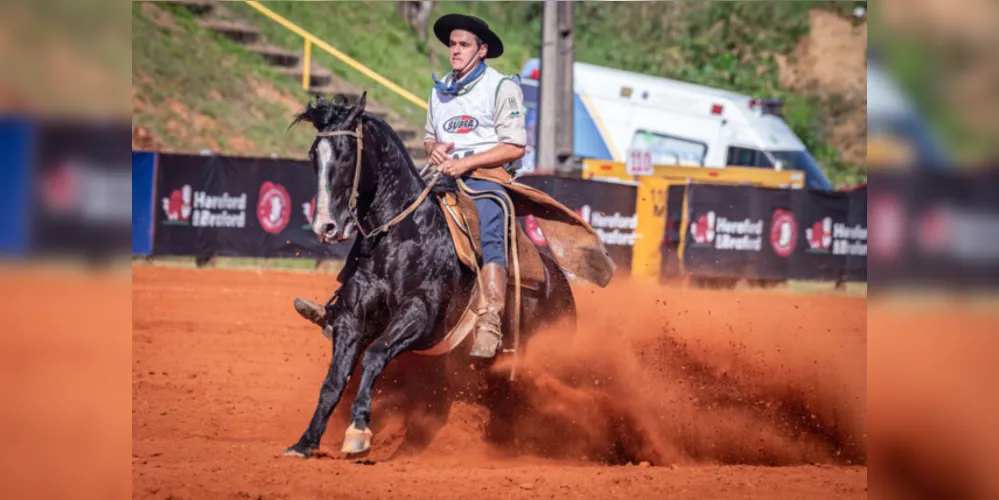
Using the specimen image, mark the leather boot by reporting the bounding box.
[293,297,328,328]
[294,296,338,342]
[470,262,507,358]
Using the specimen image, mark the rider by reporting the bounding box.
[425,13,526,358]
[294,14,526,360]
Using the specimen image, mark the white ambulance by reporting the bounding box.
[517,59,835,190]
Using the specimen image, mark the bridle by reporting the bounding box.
[316,122,440,240]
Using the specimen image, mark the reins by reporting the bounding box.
[317,123,440,240]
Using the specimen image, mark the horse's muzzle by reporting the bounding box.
[313,218,353,244]
[313,218,339,245]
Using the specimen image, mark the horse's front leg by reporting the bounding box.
[341,298,433,455]
[284,310,369,458]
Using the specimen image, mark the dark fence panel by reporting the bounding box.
[674,184,867,282]
[152,153,350,259]
[518,175,638,272]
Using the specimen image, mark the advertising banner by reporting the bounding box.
[31,121,132,259]
[868,170,999,290]
[153,153,351,260]
[519,176,638,272]
[679,184,867,282]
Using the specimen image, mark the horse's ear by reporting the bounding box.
[345,91,367,125]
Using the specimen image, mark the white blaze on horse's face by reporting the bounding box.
[313,138,338,244]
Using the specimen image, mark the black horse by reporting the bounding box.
[284,92,576,457]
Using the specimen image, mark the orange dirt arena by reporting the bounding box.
[132,265,867,499]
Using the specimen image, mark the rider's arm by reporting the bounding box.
[423,95,438,157]
[456,80,527,171]
[493,79,528,147]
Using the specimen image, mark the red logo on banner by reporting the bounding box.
[806,217,833,252]
[870,194,903,261]
[770,209,798,258]
[162,185,193,223]
[257,181,291,234]
[41,163,81,214]
[690,211,716,245]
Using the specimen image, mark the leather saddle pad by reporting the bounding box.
[437,191,546,287]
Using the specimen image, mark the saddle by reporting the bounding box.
[436,189,546,288]
[413,179,542,363]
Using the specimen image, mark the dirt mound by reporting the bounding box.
[364,279,867,467]
[777,9,868,165]
[778,10,866,100]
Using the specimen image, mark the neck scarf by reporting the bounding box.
[432,61,486,96]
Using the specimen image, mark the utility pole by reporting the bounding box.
[537,0,559,176]
[556,0,575,176]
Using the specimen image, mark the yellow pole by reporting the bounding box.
[677,180,691,275]
[302,39,312,91]
[244,1,428,110]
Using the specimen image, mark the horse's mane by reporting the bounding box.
[289,93,423,181]
[289,94,350,132]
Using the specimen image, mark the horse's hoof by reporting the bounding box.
[341,423,373,455]
[283,444,312,458]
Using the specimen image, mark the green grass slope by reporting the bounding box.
[132,2,315,158]
[230,1,865,185]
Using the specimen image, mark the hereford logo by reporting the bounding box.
[770,209,798,258]
[443,115,479,134]
[690,211,763,251]
[41,163,81,214]
[808,215,868,256]
[870,195,901,261]
[690,211,716,245]
[257,181,291,234]
[163,185,247,228]
[575,204,638,246]
[806,217,833,252]
[162,185,193,224]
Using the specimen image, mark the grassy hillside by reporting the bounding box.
[232,1,865,185]
[134,1,866,185]
[868,9,995,162]
[132,3,315,158]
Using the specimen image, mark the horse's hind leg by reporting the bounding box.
[342,299,432,455]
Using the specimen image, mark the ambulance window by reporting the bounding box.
[727,146,770,167]
[630,131,706,165]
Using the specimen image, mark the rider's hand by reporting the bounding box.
[429,142,455,166]
[438,158,472,177]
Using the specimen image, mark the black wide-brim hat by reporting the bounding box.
[433,14,504,59]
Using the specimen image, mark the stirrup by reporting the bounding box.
[324,288,342,309]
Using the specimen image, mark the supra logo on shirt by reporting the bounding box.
[443,115,479,134]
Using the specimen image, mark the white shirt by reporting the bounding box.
[424,65,527,160]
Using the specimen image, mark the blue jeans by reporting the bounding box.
[462,177,511,269]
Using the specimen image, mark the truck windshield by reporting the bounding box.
[768,150,834,191]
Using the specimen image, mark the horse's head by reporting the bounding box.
[291,92,368,244]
